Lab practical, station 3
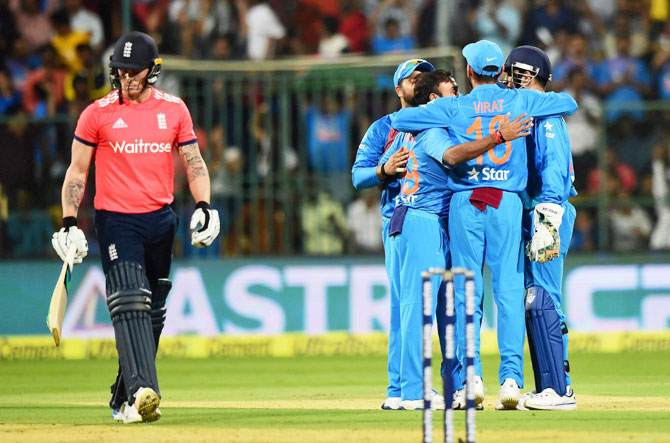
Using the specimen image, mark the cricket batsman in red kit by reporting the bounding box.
[51,31,220,423]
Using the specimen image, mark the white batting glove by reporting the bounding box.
[51,217,88,264]
[526,203,564,263]
[190,202,220,248]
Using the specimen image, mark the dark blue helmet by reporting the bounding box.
[109,32,162,90]
[501,45,552,89]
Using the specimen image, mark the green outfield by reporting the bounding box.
[1,351,669,442]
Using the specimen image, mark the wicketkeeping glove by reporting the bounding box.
[526,202,564,263]
[190,201,221,247]
[51,217,88,264]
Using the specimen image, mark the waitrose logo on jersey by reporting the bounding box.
[109,139,172,154]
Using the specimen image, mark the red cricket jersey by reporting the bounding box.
[74,88,197,213]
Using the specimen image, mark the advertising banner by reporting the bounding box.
[1,255,670,338]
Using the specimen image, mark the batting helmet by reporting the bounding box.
[109,31,162,91]
[502,45,552,89]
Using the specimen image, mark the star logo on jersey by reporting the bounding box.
[112,118,128,129]
[467,167,480,181]
[157,113,167,129]
[544,121,553,132]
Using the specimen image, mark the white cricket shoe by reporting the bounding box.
[452,376,485,409]
[473,376,485,406]
[381,396,402,410]
[112,402,142,424]
[452,389,485,410]
[516,390,535,410]
[133,387,160,422]
[497,378,520,410]
[399,392,445,410]
[524,386,577,411]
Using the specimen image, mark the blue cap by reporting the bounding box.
[504,45,552,82]
[393,59,435,87]
[462,40,504,77]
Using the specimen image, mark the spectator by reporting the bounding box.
[650,142,670,249]
[22,44,67,116]
[0,113,34,192]
[67,75,90,116]
[169,0,239,59]
[551,33,600,92]
[596,32,652,123]
[318,16,348,59]
[372,17,415,54]
[304,91,352,201]
[609,187,653,251]
[2,38,42,94]
[369,0,417,41]
[239,0,286,61]
[586,148,637,196]
[0,69,22,115]
[652,22,670,100]
[209,34,236,60]
[5,188,54,257]
[602,8,649,59]
[520,0,578,46]
[301,187,348,255]
[64,43,108,103]
[569,210,596,251]
[570,0,606,45]
[347,188,383,253]
[11,0,57,52]
[252,101,298,179]
[0,0,18,54]
[50,8,90,73]
[472,0,521,57]
[339,0,368,53]
[209,126,242,239]
[563,66,602,185]
[63,0,104,53]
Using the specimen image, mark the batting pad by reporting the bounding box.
[106,261,159,400]
[150,278,172,349]
[525,286,568,396]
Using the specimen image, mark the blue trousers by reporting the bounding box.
[95,205,178,279]
[523,202,576,387]
[387,209,449,400]
[382,216,402,398]
[449,190,525,388]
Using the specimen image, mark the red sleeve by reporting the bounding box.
[177,99,197,146]
[73,102,99,147]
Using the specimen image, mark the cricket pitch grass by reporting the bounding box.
[1,351,669,442]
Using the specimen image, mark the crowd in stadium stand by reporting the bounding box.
[1,0,670,258]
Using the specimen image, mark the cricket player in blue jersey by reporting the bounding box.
[381,70,533,409]
[390,40,578,410]
[351,58,435,410]
[501,46,578,410]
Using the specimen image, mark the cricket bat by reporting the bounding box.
[47,246,76,346]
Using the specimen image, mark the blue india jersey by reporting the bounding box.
[390,85,578,194]
[351,114,401,218]
[380,128,454,219]
[523,116,578,209]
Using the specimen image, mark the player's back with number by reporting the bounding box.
[383,129,453,219]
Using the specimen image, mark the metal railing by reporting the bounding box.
[1,50,667,257]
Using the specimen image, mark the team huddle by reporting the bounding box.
[352,40,579,411]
